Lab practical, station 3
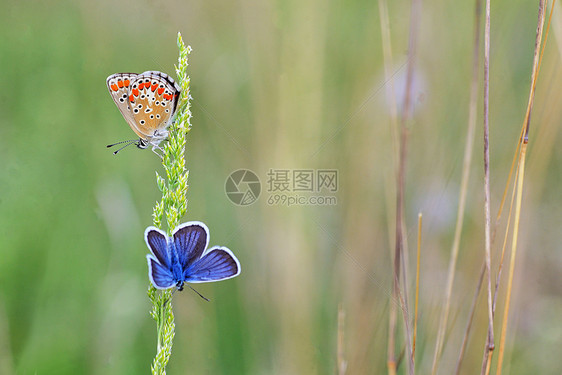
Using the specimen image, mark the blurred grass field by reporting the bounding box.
[1,0,561,374]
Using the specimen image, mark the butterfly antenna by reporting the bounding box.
[107,140,137,155]
[107,138,138,148]
[188,285,210,302]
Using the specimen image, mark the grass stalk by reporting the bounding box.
[412,213,421,365]
[480,0,495,373]
[148,32,193,375]
[389,0,421,373]
[496,1,547,373]
[377,0,399,171]
[377,0,400,373]
[495,143,526,375]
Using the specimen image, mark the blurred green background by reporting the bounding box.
[1,0,561,373]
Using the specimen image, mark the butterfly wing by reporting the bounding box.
[145,226,171,267]
[184,246,241,283]
[172,221,209,270]
[146,255,175,289]
[145,226,177,289]
[106,73,145,139]
[128,71,180,144]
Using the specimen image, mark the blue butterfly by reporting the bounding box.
[145,221,241,291]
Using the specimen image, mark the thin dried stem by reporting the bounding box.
[456,111,523,375]
[378,0,399,372]
[412,213,421,365]
[454,262,484,375]
[390,0,421,372]
[456,0,552,360]
[378,0,399,170]
[496,1,547,373]
[480,0,495,373]
[495,147,526,375]
[457,78,523,375]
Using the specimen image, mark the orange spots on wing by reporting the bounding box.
[132,88,139,96]
[118,80,124,88]
[157,87,165,95]
[151,83,158,91]
[138,82,145,90]
[129,95,135,102]
[124,79,130,87]
[111,84,119,91]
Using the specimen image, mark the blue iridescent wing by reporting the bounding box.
[184,246,241,283]
[146,255,175,289]
[172,221,209,269]
[144,227,171,268]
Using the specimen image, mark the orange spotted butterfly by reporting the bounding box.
[106,71,180,156]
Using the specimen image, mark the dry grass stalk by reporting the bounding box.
[480,0,496,372]
[496,1,548,373]
[413,213,421,366]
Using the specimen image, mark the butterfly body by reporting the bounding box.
[145,221,241,291]
[106,71,180,155]
[165,242,189,290]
